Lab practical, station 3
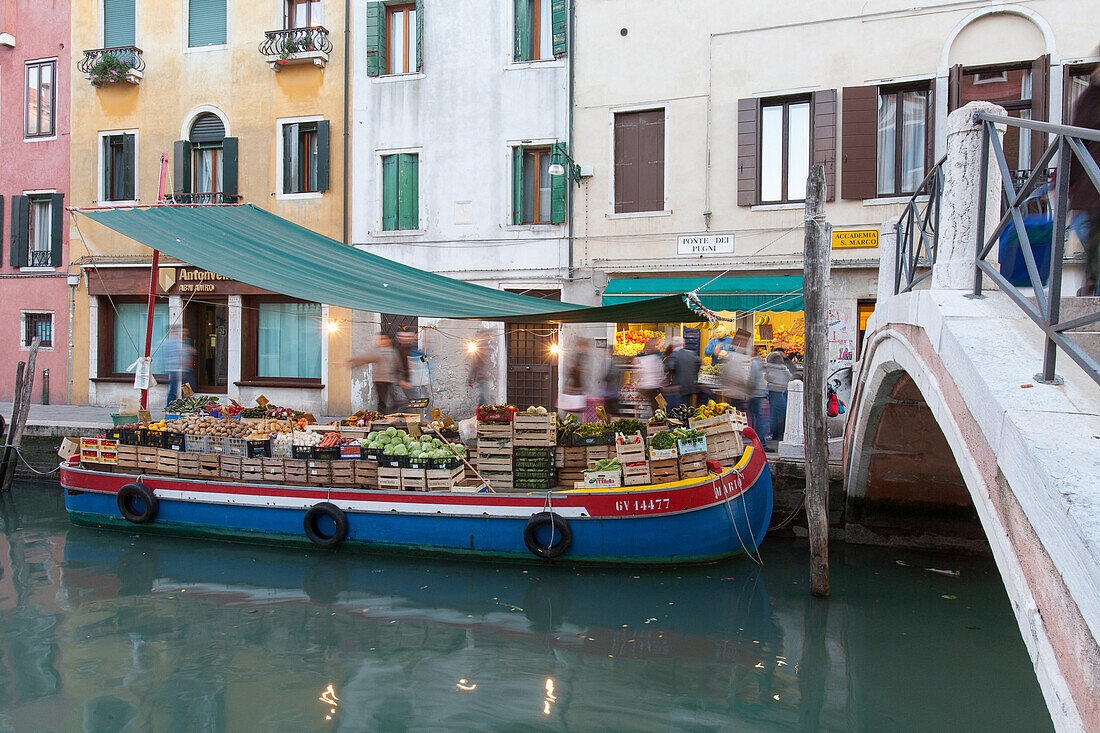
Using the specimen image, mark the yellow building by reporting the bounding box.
[69,0,352,414]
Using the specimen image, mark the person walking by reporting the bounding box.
[342,333,403,413]
[162,326,196,408]
[664,336,701,410]
[764,346,793,443]
[748,351,770,451]
[396,328,429,414]
[467,329,493,407]
[1069,60,1100,296]
[633,336,666,415]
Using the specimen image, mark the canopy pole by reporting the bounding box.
[140,154,170,410]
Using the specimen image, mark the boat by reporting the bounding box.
[59,428,772,565]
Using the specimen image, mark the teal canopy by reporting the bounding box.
[78,204,702,324]
[602,276,804,313]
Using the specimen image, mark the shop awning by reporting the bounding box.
[77,204,703,324]
[601,275,804,313]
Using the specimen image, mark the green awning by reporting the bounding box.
[602,276,804,313]
[78,204,702,324]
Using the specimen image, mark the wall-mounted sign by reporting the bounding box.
[832,229,879,249]
[677,234,734,255]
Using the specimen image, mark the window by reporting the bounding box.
[174,113,238,200]
[257,301,322,379]
[1066,66,1095,122]
[381,153,419,230]
[25,60,56,138]
[103,0,136,47]
[28,196,53,266]
[760,98,810,203]
[514,0,552,62]
[365,1,421,77]
[512,145,565,224]
[282,120,331,194]
[286,0,321,28]
[877,88,930,196]
[188,0,227,48]
[102,133,137,202]
[9,194,62,268]
[381,313,418,340]
[110,302,169,374]
[613,109,665,213]
[22,312,53,349]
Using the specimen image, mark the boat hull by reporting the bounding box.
[61,432,773,565]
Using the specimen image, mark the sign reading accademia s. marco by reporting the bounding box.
[831,229,879,249]
[677,234,734,255]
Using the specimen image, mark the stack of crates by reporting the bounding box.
[476,421,514,489]
[513,447,555,490]
[614,432,650,486]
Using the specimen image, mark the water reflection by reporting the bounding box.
[0,482,1052,732]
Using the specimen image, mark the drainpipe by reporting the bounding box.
[566,0,575,286]
[342,0,351,245]
[67,272,79,404]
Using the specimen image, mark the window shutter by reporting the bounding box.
[102,136,112,202]
[398,154,419,229]
[415,0,423,71]
[639,110,665,212]
[382,155,398,230]
[11,196,29,268]
[514,0,530,62]
[173,140,192,194]
[948,64,962,112]
[551,0,567,57]
[736,98,759,206]
[550,143,567,224]
[613,114,636,212]
[122,133,136,200]
[812,89,837,202]
[50,193,64,268]
[316,120,331,191]
[925,85,936,172]
[841,86,878,200]
[188,0,227,47]
[365,2,385,77]
[103,0,136,47]
[1031,54,1050,166]
[282,124,296,194]
[512,146,524,225]
[222,137,239,196]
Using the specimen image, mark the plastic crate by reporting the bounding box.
[246,438,271,458]
[291,445,314,459]
[184,435,210,453]
[111,413,138,426]
[269,438,292,458]
[223,437,247,457]
[476,406,516,423]
[314,446,340,460]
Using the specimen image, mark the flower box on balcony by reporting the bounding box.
[80,47,145,87]
[260,27,332,71]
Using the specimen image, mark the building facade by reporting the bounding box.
[0,0,72,403]
[68,0,349,414]
[571,1,1098,398]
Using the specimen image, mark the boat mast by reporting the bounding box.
[139,154,169,410]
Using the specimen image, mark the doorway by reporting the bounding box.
[505,289,560,410]
[185,300,229,393]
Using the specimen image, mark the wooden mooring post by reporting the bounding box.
[802,165,831,597]
[0,338,40,492]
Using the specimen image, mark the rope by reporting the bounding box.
[542,491,557,547]
[724,469,763,566]
[0,445,63,476]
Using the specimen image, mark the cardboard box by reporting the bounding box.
[649,447,678,461]
[583,470,622,489]
[58,437,80,461]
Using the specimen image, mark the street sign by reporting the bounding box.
[677,234,734,255]
[831,229,879,249]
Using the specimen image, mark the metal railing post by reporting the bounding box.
[972,121,991,297]
[1040,136,1072,384]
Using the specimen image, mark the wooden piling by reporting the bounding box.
[802,165,831,597]
[1,339,40,492]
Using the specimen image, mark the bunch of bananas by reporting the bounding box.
[695,400,733,419]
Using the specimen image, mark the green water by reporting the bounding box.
[0,481,1051,732]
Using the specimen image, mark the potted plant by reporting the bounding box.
[87,52,137,86]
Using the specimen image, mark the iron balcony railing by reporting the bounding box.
[78,46,145,83]
[973,111,1100,386]
[163,192,242,205]
[29,250,53,268]
[894,156,946,295]
[258,26,332,60]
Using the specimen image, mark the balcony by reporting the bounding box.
[78,47,145,87]
[259,27,332,71]
[163,193,242,205]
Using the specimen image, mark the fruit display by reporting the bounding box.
[670,427,704,441]
[271,432,293,455]
[265,406,296,419]
[608,418,646,436]
[318,432,342,448]
[668,404,695,423]
[240,406,267,418]
[614,329,663,357]
[165,415,255,437]
[221,404,244,418]
[694,400,733,419]
[648,409,668,425]
[242,418,295,439]
[364,427,465,460]
[524,405,549,415]
[573,422,608,438]
[166,394,221,414]
[293,430,323,447]
[343,410,384,427]
[700,364,722,377]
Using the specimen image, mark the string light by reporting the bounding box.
[466,341,479,353]
[549,343,559,356]
[328,320,339,333]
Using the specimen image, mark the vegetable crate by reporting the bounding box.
[649,458,680,482]
[177,453,202,478]
[585,445,612,463]
[614,436,650,487]
[678,453,708,480]
[184,435,210,454]
[676,436,707,456]
[649,447,677,461]
[426,464,464,491]
[155,449,179,477]
[240,458,264,482]
[689,413,745,463]
[354,460,379,489]
[475,440,513,475]
[198,454,221,478]
[556,446,586,468]
[582,470,621,489]
[80,438,118,466]
[246,438,271,458]
[330,461,356,487]
[136,446,159,474]
[306,460,330,486]
[477,422,514,442]
[557,468,585,485]
[378,467,403,491]
[116,444,140,472]
[261,458,286,484]
[401,468,427,491]
[512,414,556,446]
[283,459,309,485]
[646,423,668,442]
[476,406,516,423]
[567,432,613,447]
[479,469,513,491]
[220,455,242,481]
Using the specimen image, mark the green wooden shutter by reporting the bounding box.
[173,140,192,193]
[382,155,398,230]
[550,144,567,224]
[282,124,297,194]
[222,137,239,196]
[122,134,136,201]
[415,0,423,71]
[397,154,419,230]
[551,0,567,57]
[11,196,29,268]
[514,0,530,61]
[512,146,524,224]
[103,0,136,47]
[316,120,331,191]
[102,136,112,201]
[188,0,227,48]
[365,2,386,77]
[50,193,64,268]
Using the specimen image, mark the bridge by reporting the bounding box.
[844,103,1100,731]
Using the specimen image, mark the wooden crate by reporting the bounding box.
[198,454,221,478]
[427,464,465,491]
[283,459,309,485]
[585,445,612,462]
[707,432,745,464]
[177,452,202,478]
[512,414,556,446]
[155,449,179,477]
[330,461,356,487]
[354,460,379,489]
[614,433,646,463]
[479,470,513,490]
[679,453,709,480]
[646,422,669,441]
[261,458,286,483]
[241,458,264,482]
[220,455,242,481]
[477,422,514,440]
[559,446,586,467]
[401,468,427,491]
[306,460,330,486]
[378,466,403,491]
[137,446,159,474]
[116,444,140,472]
[475,444,513,473]
[650,458,680,482]
[557,468,585,485]
[689,412,748,433]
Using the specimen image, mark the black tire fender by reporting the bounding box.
[523,511,572,560]
[117,482,158,524]
[303,502,349,548]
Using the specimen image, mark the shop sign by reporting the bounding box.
[677,234,734,255]
[831,229,879,249]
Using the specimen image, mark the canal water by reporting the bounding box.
[0,480,1051,732]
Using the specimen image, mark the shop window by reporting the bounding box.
[876,87,930,196]
[614,109,664,213]
[856,299,876,359]
[188,0,227,47]
[364,2,422,76]
[102,300,169,376]
[512,145,566,224]
[22,312,53,349]
[9,193,63,268]
[102,132,137,202]
[514,0,552,61]
[257,301,322,379]
[381,153,419,230]
[25,60,56,138]
[282,120,330,194]
[286,0,321,28]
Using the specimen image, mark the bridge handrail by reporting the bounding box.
[972,112,1100,386]
[894,156,945,295]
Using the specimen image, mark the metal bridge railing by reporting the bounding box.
[973,111,1100,386]
[894,156,945,295]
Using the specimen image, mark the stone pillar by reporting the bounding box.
[877,217,899,303]
[777,378,804,459]
[932,101,1006,290]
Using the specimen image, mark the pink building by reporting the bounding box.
[0,0,72,403]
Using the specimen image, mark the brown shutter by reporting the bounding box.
[812,89,837,201]
[925,83,937,171]
[613,112,638,213]
[948,64,962,112]
[737,98,759,206]
[841,86,879,200]
[639,110,664,212]
[1031,54,1050,167]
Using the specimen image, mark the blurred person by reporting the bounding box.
[342,333,403,413]
[397,328,429,414]
[162,325,196,408]
[1069,60,1100,296]
[664,336,701,410]
[560,337,590,418]
[704,324,734,364]
[765,346,793,442]
[467,329,494,407]
[747,350,770,451]
[634,336,666,414]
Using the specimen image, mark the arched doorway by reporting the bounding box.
[172,109,239,203]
